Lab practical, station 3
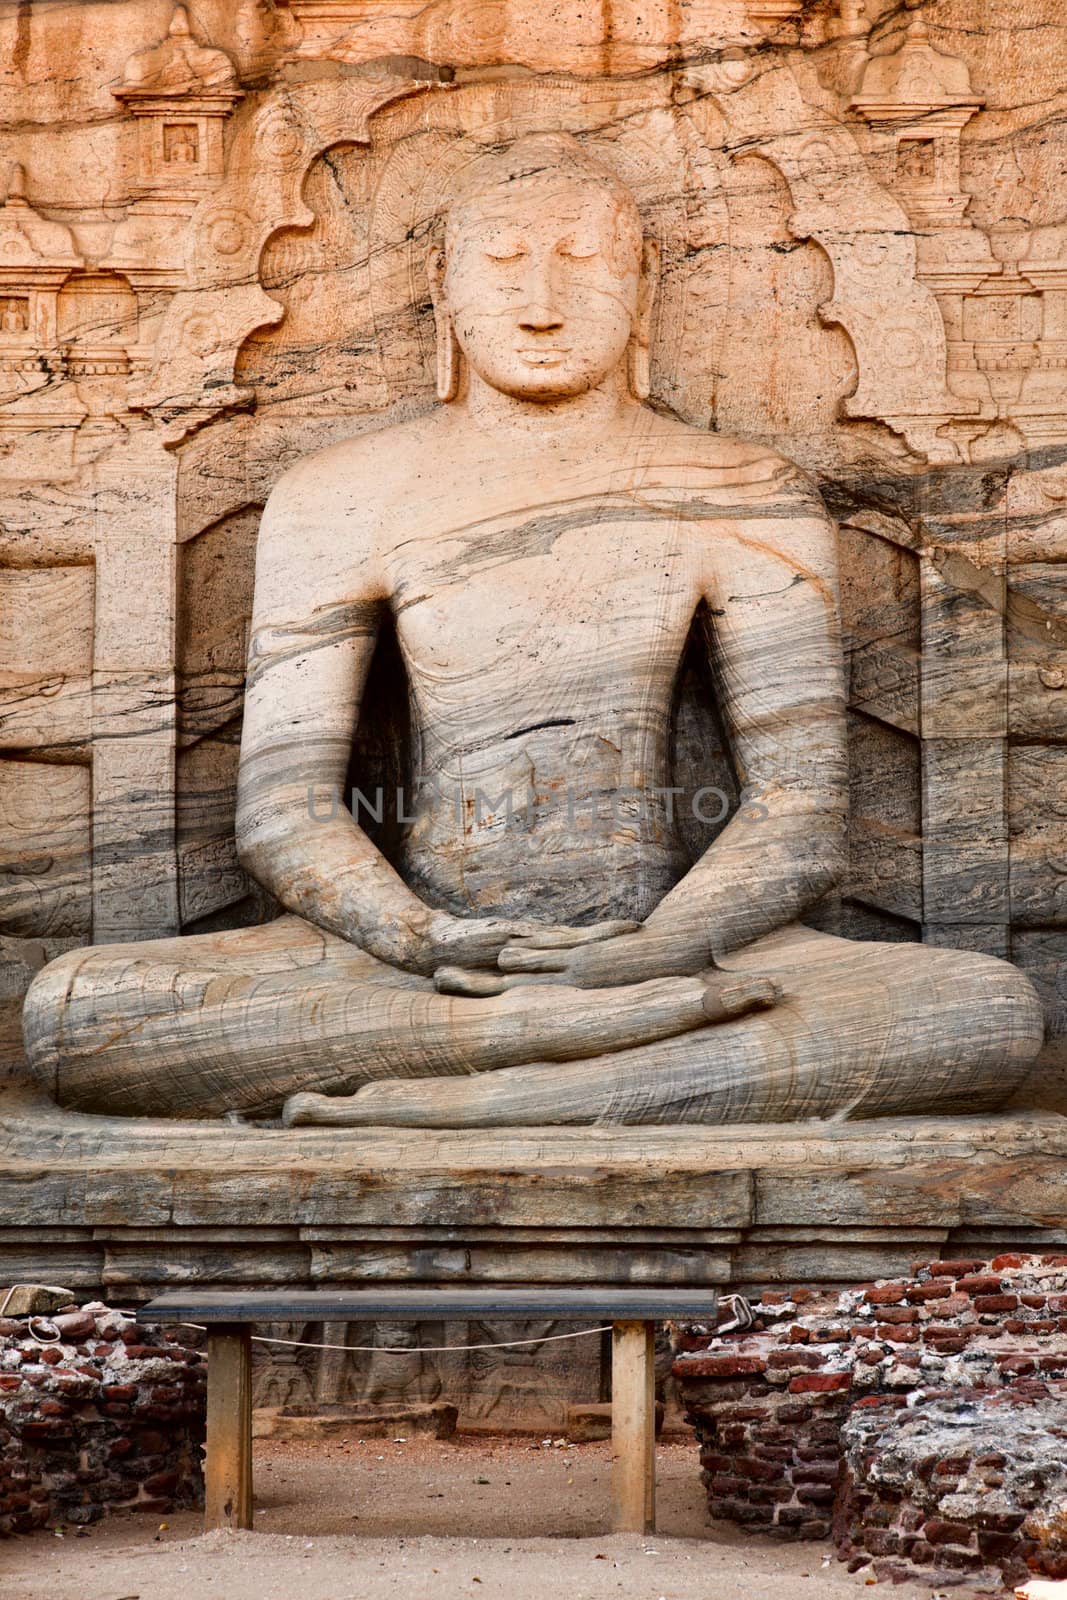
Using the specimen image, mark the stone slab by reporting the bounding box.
[252,1402,458,1440]
[1,1091,1065,1295]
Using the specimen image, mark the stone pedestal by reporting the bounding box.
[3,1093,1065,1297]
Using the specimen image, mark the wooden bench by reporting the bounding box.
[139,1287,719,1536]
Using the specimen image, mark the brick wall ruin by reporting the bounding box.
[673,1255,1067,1590]
[0,1301,204,1536]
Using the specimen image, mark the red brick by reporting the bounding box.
[123,1344,178,1362]
[874,1306,920,1324]
[975,1510,1026,1532]
[777,1504,827,1526]
[929,1260,985,1278]
[709,1473,748,1495]
[924,1335,970,1353]
[926,1293,971,1317]
[767,1349,825,1371]
[52,1311,96,1341]
[876,1323,918,1343]
[864,1284,907,1306]
[955,1276,1003,1295]
[977,1530,1023,1559]
[788,1373,851,1394]
[681,1354,768,1378]
[786,1326,811,1344]
[973,1294,1018,1313]
[143,1469,179,1496]
[797,1484,835,1506]
[103,1384,137,1402]
[991,1253,1026,1270]
[736,1454,785,1483]
[905,1283,951,1303]
[852,1394,907,1410]
[924,1519,975,1546]
[747,1485,796,1506]
[710,1497,773,1526]
[996,1355,1036,1375]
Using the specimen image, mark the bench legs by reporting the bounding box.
[205,1324,253,1531]
[200,1317,655,1536]
[611,1319,656,1534]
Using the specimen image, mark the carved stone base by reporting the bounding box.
[252,1401,458,1440]
[2,1090,1065,1295]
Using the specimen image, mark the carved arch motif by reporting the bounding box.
[677,54,971,458]
[149,59,966,460]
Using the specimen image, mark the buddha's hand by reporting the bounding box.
[408,910,639,977]
[434,923,698,994]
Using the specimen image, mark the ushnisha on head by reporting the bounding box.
[430,132,659,404]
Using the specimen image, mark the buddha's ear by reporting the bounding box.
[629,236,660,401]
[427,244,461,403]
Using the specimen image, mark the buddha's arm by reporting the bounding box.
[644,483,848,958]
[235,477,441,968]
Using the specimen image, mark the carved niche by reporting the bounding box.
[112,5,243,201]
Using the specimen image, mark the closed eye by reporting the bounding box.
[484,249,527,263]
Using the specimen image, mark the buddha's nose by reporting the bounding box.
[517,257,564,332]
[518,302,564,333]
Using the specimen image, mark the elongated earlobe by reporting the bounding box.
[428,245,461,402]
[628,237,660,401]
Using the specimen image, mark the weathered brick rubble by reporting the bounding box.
[0,1301,205,1535]
[672,1255,1067,1591]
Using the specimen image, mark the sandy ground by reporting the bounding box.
[2,1435,952,1600]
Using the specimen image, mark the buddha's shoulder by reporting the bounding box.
[263,411,444,513]
[638,414,815,496]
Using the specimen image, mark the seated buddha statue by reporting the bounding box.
[22,133,1043,1126]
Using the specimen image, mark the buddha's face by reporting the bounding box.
[442,175,642,402]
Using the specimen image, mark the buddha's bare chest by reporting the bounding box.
[385,507,701,687]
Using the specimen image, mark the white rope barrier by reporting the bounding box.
[179,1322,614,1354]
